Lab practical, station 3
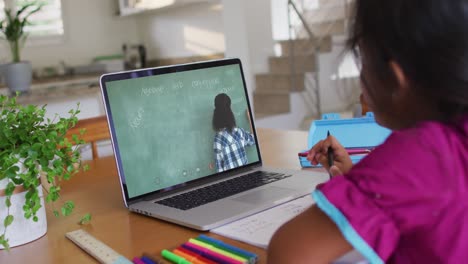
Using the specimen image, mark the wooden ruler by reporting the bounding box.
[66,229,133,264]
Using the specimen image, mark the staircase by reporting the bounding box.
[254,0,354,120]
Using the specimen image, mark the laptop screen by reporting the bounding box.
[101,59,261,201]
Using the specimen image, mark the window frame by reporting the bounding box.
[2,0,66,46]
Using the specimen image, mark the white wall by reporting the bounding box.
[271,0,321,41]
[221,0,275,110]
[243,0,276,75]
[136,2,225,60]
[271,0,290,41]
[0,0,141,68]
[318,36,360,113]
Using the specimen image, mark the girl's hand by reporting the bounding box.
[307,136,352,177]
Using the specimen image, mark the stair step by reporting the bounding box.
[253,93,290,116]
[309,20,346,37]
[293,20,346,40]
[278,36,332,56]
[255,73,305,94]
[318,0,354,8]
[269,54,316,74]
[303,5,350,24]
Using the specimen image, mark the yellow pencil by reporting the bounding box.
[188,238,248,264]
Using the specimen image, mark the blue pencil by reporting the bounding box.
[140,256,156,264]
[198,234,257,263]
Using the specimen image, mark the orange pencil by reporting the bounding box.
[176,247,217,264]
[173,248,211,264]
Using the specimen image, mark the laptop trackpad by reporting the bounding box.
[232,186,295,205]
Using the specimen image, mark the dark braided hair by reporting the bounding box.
[347,0,468,119]
[212,93,236,132]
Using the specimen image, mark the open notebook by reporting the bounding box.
[211,195,368,264]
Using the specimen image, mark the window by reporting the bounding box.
[1,0,64,38]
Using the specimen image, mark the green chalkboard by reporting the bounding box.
[106,64,260,198]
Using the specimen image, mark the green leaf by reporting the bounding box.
[63,172,71,180]
[52,159,62,169]
[79,213,92,225]
[0,235,10,251]
[32,142,42,151]
[10,177,23,185]
[4,215,13,227]
[53,210,59,217]
[5,182,15,196]
[5,197,11,208]
[61,201,74,216]
[5,166,19,178]
[45,193,52,203]
[24,211,32,219]
[50,130,58,138]
[71,134,79,143]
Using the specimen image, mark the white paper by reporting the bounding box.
[211,195,314,248]
[211,195,368,264]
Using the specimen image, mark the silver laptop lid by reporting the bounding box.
[99,58,262,205]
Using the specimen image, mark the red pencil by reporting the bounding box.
[298,148,371,157]
[176,246,217,264]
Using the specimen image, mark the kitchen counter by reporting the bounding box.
[0,73,102,105]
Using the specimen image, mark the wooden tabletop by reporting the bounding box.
[0,128,311,263]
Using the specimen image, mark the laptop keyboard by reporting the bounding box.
[155,171,292,210]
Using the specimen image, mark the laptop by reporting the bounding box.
[99,58,328,230]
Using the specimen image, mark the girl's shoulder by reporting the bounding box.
[392,116,468,149]
[349,116,468,187]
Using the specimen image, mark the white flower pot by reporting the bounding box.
[0,179,47,249]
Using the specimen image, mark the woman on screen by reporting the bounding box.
[212,93,255,172]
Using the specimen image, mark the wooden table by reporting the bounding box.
[0,128,311,263]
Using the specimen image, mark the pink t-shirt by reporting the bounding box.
[313,116,468,264]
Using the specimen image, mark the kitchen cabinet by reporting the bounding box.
[118,0,216,16]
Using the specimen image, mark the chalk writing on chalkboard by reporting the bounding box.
[154,176,161,185]
[192,78,220,89]
[172,81,183,91]
[181,167,202,178]
[220,86,234,93]
[141,86,165,96]
[129,107,145,129]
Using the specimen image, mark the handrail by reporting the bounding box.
[286,0,349,119]
[287,0,322,117]
[288,0,316,40]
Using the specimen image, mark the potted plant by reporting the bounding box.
[0,95,90,250]
[0,2,42,93]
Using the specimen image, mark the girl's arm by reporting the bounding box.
[246,109,253,133]
[268,205,352,264]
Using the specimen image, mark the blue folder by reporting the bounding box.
[299,112,392,168]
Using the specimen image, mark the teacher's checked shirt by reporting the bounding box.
[214,127,256,172]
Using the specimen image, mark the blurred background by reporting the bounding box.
[0,0,361,158]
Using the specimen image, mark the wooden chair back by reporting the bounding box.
[66,116,111,159]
